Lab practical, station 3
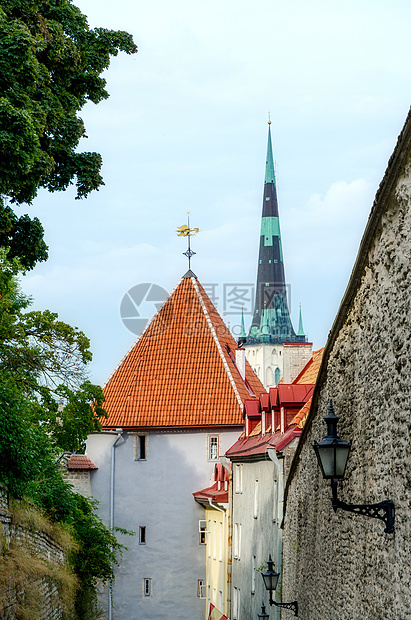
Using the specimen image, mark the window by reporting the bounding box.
[233,587,240,619]
[199,520,208,544]
[274,367,281,385]
[273,477,278,523]
[134,434,147,460]
[234,464,243,493]
[213,521,217,559]
[254,480,259,519]
[252,555,256,593]
[234,523,241,559]
[219,522,223,562]
[139,526,146,544]
[208,435,219,460]
[142,578,152,597]
[197,579,205,598]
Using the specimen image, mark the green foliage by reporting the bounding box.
[0,260,124,616]
[0,0,137,268]
[0,252,96,401]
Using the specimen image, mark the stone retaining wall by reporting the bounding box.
[0,487,72,620]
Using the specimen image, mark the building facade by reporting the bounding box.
[87,273,265,619]
[226,349,323,620]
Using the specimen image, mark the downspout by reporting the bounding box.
[208,498,226,617]
[267,448,284,620]
[109,428,123,620]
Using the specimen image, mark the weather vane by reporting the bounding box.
[176,213,199,270]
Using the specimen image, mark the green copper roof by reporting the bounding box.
[239,307,246,339]
[265,125,276,185]
[297,304,305,337]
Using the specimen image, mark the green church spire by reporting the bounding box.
[265,118,276,185]
[239,307,246,339]
[247,119,307,345]
[297,304,305,337]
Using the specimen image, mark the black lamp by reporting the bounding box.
[313,400,395,534]
[257,602,269,619]
[312,400,351,478]
[261,555,298,616]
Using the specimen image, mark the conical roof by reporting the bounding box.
[103,276,265,429]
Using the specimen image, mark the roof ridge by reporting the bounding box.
[192,278,244,411]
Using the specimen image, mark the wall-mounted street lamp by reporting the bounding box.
[261,555,298,616]
[257,602,270,619]
[312,401,395,534]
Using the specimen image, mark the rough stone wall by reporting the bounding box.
[63,470,92,497]
[282,127,411,620]
[0,488,71,620]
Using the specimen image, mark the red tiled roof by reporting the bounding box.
[102,277,265,429]
[226,349,324,458]
[277,384,314,406]
[193,481,229,504]
[226,426,301,459]
[67,455,97,470]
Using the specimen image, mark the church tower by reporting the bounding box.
[244,120,312,388]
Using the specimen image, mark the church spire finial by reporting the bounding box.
[176,213,199,276]
[268,111,271,125]
[297,303,306,337]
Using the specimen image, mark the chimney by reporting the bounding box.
[235,348,246,381]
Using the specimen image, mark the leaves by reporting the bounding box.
[0,0,137,268]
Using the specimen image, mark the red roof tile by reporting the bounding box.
[67,455,98,470]
[102,277,265,429]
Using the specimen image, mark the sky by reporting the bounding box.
[22,0,411,386]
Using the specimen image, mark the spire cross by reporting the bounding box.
[176,213,199,270]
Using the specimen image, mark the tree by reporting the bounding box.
[0,252,107,453]
[0,0,137,268]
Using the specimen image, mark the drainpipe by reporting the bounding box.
[109,428,123,620]
[208,498,226,617]
[267,448,284,620]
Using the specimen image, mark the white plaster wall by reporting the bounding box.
[230,458,282,620]
[87,428,241,620]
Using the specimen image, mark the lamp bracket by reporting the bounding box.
[269,595,298,616]
[331,480,394,534]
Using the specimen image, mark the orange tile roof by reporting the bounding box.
[290,397,312,429]
[102,276,265,429]
[293,348,324,384]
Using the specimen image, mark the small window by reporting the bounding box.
[198,580,208,599]
[208,436,219,461]
[234,464,243,494]
[134,434,147,460]
[252,555,256,593]
[254,480,259,519]
[139,526,146,544]
[199,520,208,544]
[233,586,240,619]
[142,578,152,597]
[213,521,217,559]
[234,523,242,559]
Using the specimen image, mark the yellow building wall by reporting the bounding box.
[204,503,230,619]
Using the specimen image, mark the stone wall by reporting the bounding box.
[282,111,411,620]
[63,470,92,497]
[0,487,74,620]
